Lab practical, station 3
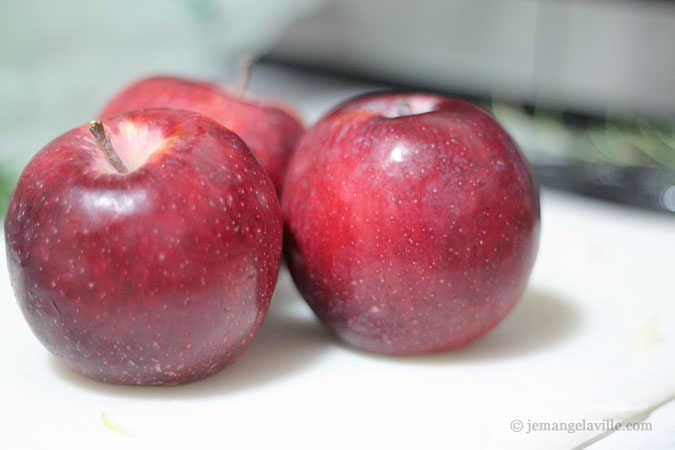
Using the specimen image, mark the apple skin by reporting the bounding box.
[4,108,283,385]
[282,93,540,355]
[100,76,304,194]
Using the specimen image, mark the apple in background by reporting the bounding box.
[4,108,283,385]
[100,72,304,194]
[282,93,540,355]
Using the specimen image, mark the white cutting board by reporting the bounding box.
[1,189,674,449]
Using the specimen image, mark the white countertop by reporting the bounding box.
[2,188,674,450]
[1,65,674,449]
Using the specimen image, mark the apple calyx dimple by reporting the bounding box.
[88,120,129,174]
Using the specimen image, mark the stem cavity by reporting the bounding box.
[88,120,128,174]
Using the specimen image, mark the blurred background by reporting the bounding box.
[1,0,674,213]
[2,3,675,448]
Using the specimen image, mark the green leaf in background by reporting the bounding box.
[490,101,675,169]
[0,166,15,218]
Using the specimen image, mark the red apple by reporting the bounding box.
[282,93,540,355]
[4,108,283,385]
[100,75,304,194]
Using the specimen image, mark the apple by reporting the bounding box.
[282,93,540,355]
[4,108,283,385]
[100,74,304,194]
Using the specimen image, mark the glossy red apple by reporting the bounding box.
[282,93,540,355]
[4,108,282,385]
[100,75,304,194]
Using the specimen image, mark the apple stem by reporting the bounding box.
[88,120,128,174]
[235,55,254,98]
[396,98,413,116]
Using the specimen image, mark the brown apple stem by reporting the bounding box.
[396,98,413,116]
[88,120,128,174]
[235,55,254,98]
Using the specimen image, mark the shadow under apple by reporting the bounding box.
[341,287,581,364]
[48,269,332,398]
[50,282,580,394]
